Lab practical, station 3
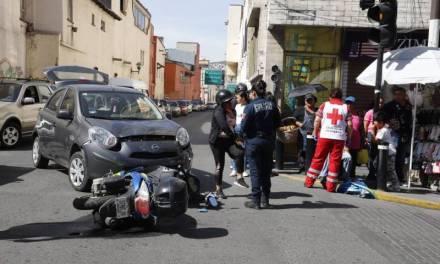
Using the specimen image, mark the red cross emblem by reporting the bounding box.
[326,108,343,125]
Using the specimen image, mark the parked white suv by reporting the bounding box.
[0,79,53,148]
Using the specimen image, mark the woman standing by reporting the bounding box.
[230,83,250,178]
[209,89,248,199]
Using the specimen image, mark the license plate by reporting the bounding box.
[115,197,130,219]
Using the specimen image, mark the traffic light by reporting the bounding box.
[361,0,398,48]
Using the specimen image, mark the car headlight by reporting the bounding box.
[88,126,118,149]
[176,127,190,147]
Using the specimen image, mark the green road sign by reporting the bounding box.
[226,84,237,93]
[204,69,224,85]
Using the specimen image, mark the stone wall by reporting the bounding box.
[268,0,430,29]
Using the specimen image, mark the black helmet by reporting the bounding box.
[235,83,248,94]
[215,89,234,105]
[153,176,188,218]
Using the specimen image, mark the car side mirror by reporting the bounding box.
[57,109,74,120]
[22,97,36,105]
[166,112,172,119]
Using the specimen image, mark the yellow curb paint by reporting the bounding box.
[280,174,440,210]
[373,191,440,210]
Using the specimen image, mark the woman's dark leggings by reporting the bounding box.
[210,138,244,187]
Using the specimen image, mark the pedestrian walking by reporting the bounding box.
[345,96,362,180]
[305,88,353,192]
[209,89,248,199]
[230,83,250,178]
[383,87,412,183]
[364,98,384,184]
[241,80,281,209]
[372,111,400,192]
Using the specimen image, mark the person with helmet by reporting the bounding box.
[241,80,281,209]
[230,83,250,178]
[209,89,249,199]
[305,88,353,192]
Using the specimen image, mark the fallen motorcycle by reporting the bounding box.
[73,167,190,229]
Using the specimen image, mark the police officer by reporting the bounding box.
[241,80,281,209]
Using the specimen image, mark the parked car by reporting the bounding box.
[207,102,217,110]
[0,78,53,148]
[184,100,193,113]
[177,100,189,116]
[152,99,171,118]
[192,101,201,111]
[159,99,172,117]
[32,66,193,191]
[167,101,181,117]
[109,77,149,96]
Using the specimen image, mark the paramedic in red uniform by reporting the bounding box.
[305,88,353,192]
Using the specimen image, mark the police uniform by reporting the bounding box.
[241,97,281,207]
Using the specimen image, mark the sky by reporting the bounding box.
[141,0,243,62]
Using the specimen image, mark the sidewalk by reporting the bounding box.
[280,172,440,210]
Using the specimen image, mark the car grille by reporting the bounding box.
[121,135,176,142]
[130,152,178,159]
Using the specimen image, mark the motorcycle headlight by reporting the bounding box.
[88,126,118,149]
[176,127,190,147]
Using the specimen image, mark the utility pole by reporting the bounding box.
[428,0,440,47]
[360,0,398,190]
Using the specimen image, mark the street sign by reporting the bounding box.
[226,84,237,93]
[204,69,224,85]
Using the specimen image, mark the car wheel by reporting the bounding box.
[69,151,91,192]
[32,136,49,168]
[1,122,21,148]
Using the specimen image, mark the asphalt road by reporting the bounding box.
[1,111,440,264]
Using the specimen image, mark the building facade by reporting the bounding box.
[164,42,202,100]
[22,0,151,85]
[0,0,27,78]
[227,0,431,111]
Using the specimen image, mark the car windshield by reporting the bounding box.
[178,101,186,106]
[0,84,21,102]
[169,101,177,106]
[79,91,163,120]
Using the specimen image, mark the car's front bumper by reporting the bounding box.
[83,141,193,179]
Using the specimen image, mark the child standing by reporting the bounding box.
[373,111,400,192]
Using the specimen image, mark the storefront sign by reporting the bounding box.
[343,30,428,60]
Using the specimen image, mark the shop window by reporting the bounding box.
[284,27,340,54]
[91,14,95,26]
[101,20,106,32]
[284,54,337,111]
[67,0,73,22]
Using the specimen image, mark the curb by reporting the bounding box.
[280,174,440,211]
